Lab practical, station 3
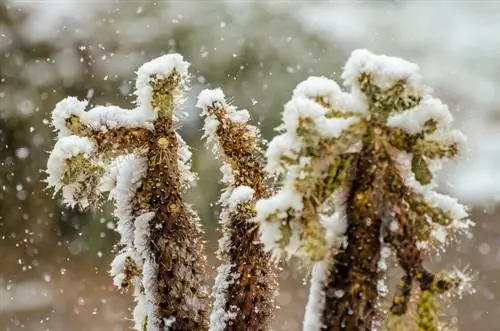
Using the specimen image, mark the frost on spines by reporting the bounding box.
[198,88,277,331]
[46,53,209,331]
[45,135,104,208]
[254,76,363,263]
[339,49,472,252]
[317,49,473,330]
[135,53,190,121]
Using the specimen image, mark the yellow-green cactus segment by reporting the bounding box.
[411,153,433,185]
[414,139,459,159]
[299,153,356,262]
[385,314,405,331]
[149,69,184,118]
[357,73,422,123]
[61,154,104,186]
[416,290,438,331]
[65,114,93,136]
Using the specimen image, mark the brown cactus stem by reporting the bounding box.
[320,127,389,331]
[65,117,150,156]
[94,127,150,156]
[131,114,209,330]
[210,105,277,330]
[222,204,277,330]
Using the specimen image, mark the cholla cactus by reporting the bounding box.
[252,49,474,330]
[45,54,209,330]
[44,48,474,331]
[196,89,278,330]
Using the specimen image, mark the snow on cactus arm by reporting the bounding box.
[45,135,104,208]
[51,98,151,157]
[45,53,209,331]
[134,54,209,331]
[197,88,278,331]
[51,97,89,137]
[135,53,190,120]
[308,49,473,331]
[255,76,364,263]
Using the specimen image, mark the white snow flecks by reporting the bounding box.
[302,261,329,331]
[46,135,95,199]
[220,163,235,185]
[342,49,424,91]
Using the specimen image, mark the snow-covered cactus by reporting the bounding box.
[197,89,278,331]
[252,49,473,330]
[45,54,209,330]
[44,48,474,331]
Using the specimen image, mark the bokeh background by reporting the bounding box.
[1,1,500,330]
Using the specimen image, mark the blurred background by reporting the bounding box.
[1,1,499,330]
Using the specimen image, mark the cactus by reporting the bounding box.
[45,49,474,331]
[46,54,209,330]
[197,89,278,331]
[253,49,473,330]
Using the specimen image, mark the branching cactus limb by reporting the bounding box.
[253,76,363,264]
[254,49,474,330]
[197,89,278,331]
[45,54,209,330]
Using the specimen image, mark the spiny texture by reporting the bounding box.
[253,49,473,330]
[46,54,209,330]
[197,89,278,331]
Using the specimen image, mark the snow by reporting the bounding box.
[265,133,300,174]
[134,212,159,331]
[52,96,155,137]
[396,153,473,247]
[135,53,190,116]
[51,97,89,137]
[104,154,148,248]
[226,185,255,212]
[196,88,226,111]
[208,263,239,331]
[319,211,347,239]
[176,133,198,189]
[292,76,343,105]
[197,88,255,155]
[220,163,235,185]
[109,249,132,288]
[45,135,95,198]
[302,261,329,331]
[198,88,264,330]
[342,49,423,91]
[228,109,250,123]
[253,185,303,256]
[79,105,155,132]
[387,96,454,134]
[282,97,359,140]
